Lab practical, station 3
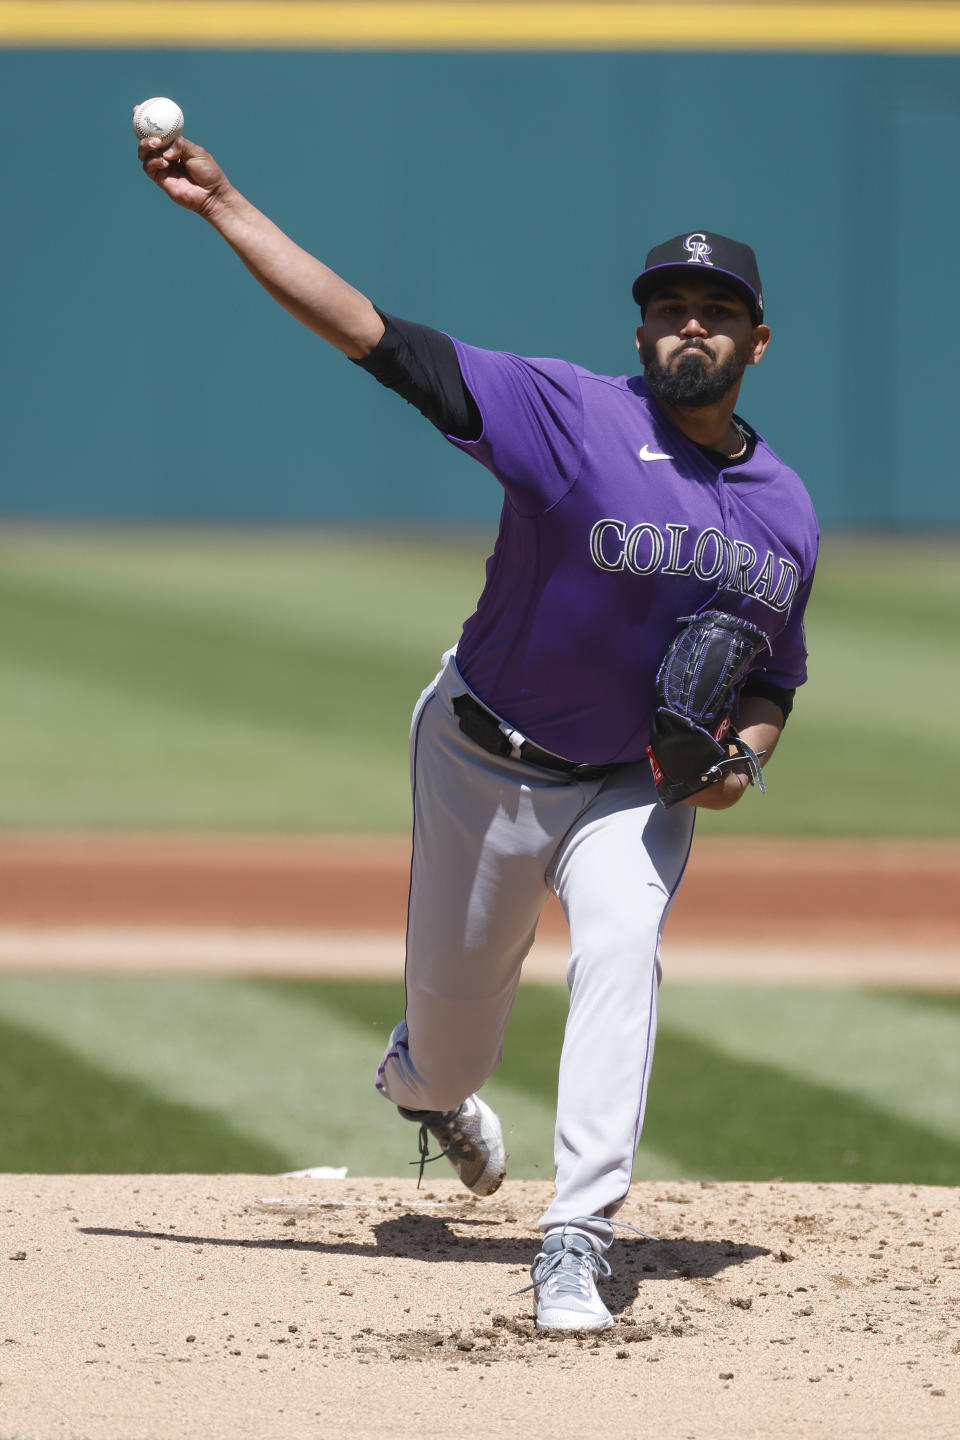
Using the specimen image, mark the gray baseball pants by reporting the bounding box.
[375,652,694,1251]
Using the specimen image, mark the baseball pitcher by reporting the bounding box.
[139,134,818,1333]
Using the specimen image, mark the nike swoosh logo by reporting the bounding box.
[638,443,674,461]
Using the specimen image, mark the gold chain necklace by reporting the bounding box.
[726,421,749,461]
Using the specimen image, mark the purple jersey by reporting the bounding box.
[445,341,819,766]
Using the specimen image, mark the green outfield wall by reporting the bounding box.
[1,23,958,527]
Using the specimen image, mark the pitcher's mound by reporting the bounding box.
[3,1174,957,1439]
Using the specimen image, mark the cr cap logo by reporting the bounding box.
[684,233,714,266]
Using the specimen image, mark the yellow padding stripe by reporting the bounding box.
[2,3,960,53]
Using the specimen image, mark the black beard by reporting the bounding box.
[643,349,746,408]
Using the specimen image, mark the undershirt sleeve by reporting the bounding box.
[740,678,795,723]
[351,311,482,441]
[353,314,585,515]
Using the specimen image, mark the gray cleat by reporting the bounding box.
[399,1093,506,1196]
[529,1230,614,1331]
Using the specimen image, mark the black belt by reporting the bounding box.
[452,693,615,780]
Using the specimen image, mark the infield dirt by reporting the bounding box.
[2,1174,958,1440]
[0,832,957,986]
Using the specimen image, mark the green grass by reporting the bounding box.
[0,1013,286,1173]
[0,526,487,830]
[0,526,956,834]
[1,975,957,1185]
[700,533,960,838]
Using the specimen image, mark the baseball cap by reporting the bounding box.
[632,231,763,324]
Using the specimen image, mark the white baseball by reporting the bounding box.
[133,96,184,145]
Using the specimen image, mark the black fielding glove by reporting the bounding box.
[646,610,771,808]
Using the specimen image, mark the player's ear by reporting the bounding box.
[747,324,771,366]
[635,325,643,356]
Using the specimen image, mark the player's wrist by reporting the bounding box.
[681,768,749,810]
[717,769,750,807]
[198,180,242,227]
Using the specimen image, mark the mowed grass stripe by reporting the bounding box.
[280,978,956,1183]
[260,979,685,1181]
[0,974,683,1179]
[0,528,956,834]
[644,1025,960,1186]
[0,529,488,658]
[483,980,960,1184]
[805,536,960,639]
[0,571,423,750]
[701,618,960,839]
[0,656,408,829]
[697,535,960,838]
[800,622,959,740]
[659,986,960,1144]
[0,975,415,1175]
[0,975,956,1181]
[0,974,578,1179]
[0,1013,287,1173]
[876,990,960,1022]
[0,533,475,828]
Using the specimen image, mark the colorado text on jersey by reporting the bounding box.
[588,519,799,613]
